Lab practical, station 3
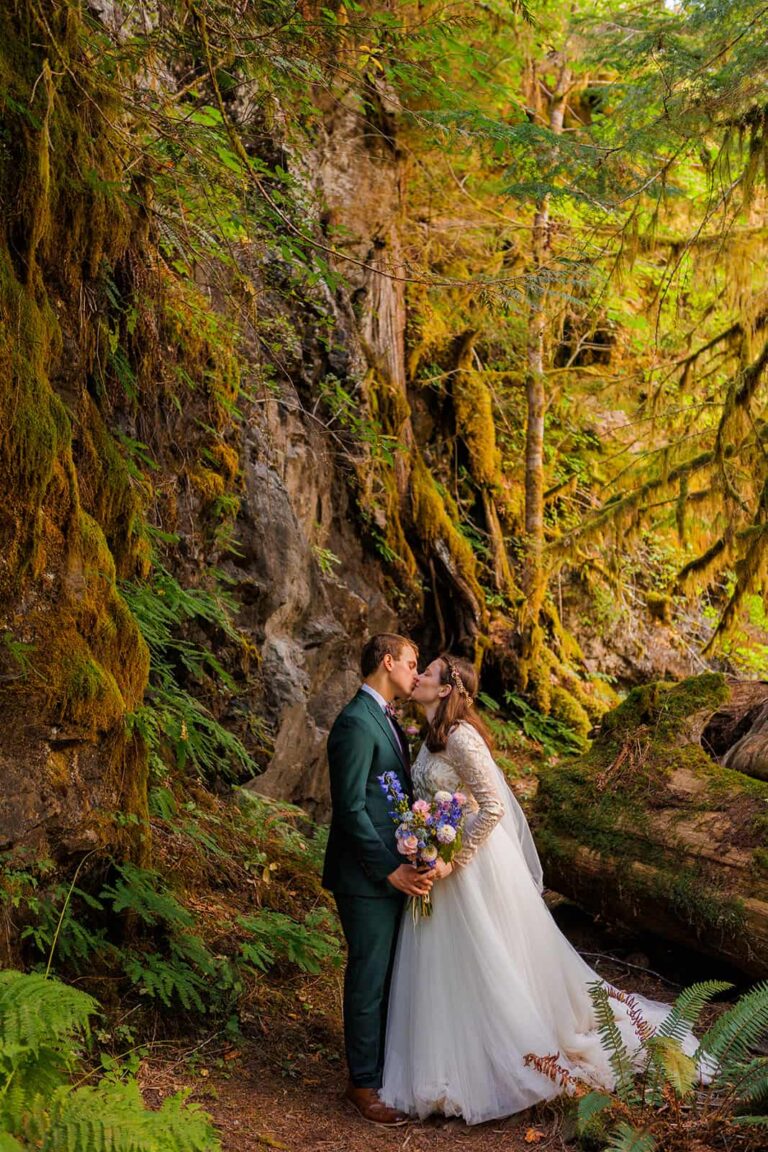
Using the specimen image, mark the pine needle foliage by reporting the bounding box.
[0,971,219,1152]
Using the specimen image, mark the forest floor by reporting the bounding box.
[139,902,742,1152]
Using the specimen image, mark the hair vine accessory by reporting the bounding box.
[443,657,474,707]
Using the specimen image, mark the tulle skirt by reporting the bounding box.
[380,820,698,1125]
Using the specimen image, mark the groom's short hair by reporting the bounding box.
[360,633,418,678]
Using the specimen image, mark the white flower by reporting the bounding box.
[436,824,457,844]
[421,844,438,862]
[433,790,453,804]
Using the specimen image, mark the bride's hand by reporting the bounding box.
[433,859,453,880]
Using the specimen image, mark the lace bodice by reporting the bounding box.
[412,722,505,870]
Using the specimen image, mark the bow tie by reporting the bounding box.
[384,702,398,720]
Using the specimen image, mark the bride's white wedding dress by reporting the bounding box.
[380,722,704,1125]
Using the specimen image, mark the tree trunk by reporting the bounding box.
[521,58,571,684]
[532,674,768,977]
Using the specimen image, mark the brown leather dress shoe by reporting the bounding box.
[344,1083,409,1126]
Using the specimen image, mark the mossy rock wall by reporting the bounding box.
[533,673,768,976]
[0,3,151,864]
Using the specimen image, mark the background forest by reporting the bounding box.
[2,1,768,1149]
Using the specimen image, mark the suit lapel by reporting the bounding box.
[391,715,412,769]
[357,690,409,773]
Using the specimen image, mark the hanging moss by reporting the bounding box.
[35,508,151,730]
[370,468,420,587]
[453,367,501,488]
[367,368,411,435]
[410,452,483,593]
[76,395,152,580]
[207,442,241,485]
[0,249,70,572]
[0,2,153,865]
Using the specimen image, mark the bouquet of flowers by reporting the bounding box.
[378,771,467,920]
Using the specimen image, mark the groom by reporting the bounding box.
[322,633,433,1125]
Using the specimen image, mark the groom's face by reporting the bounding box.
[385,644,419,700]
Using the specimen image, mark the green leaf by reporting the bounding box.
[604,1122,657,1152]
[647,1035,697,1097]
[576,1090,613,1134]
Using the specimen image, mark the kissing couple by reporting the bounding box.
[322,633,706,1126]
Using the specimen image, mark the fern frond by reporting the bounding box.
[0,971,97,1053]
[0,1045,71,1121]
[645,1035,697,1098]
[0,1134,25,1151]
[123,952,207,1012]
[698,982,768,1070]
[657,980,732,1044]
[45,1079,220,1151]
[588,983,635,1099]
[721,1055,768,1103]
[237,910,341,975]
[603,1121,657,1152]
[155,1089,221,1151]
[576,1090,614,1135]
[100,864,194,930]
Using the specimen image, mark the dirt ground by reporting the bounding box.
[140,903,743,1152]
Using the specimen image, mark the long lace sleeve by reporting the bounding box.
[446,724,505,870]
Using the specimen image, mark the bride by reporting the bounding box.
[379,653,706,1125]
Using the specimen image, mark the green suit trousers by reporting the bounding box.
[334,892,404,1088]
[322,690,413,1087]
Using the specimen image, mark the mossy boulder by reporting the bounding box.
[533,673,768,976]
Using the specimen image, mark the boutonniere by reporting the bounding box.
[403,721,421,753]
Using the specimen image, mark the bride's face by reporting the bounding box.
[411,659,449,708]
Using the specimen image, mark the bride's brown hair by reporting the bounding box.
[425,654,494,753]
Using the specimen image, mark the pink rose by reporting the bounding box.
[453,792,467,806]
[412,799,430,816]
[400,834,419,854]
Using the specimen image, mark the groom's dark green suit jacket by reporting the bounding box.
[322,689,412,897]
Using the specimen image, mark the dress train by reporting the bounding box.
[380,723,705,1125]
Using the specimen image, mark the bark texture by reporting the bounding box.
[533,674,768,976]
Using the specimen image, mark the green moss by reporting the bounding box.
[410,452,483,592]
[72,509,149,708]
[57,651,123,726]
[537,758,668,864]
[597,672,729,747]
[367,369,410,435]
[535,673,768,953]
[549,684,591,743]
[376,469,419,584]
[453,368,500,487]
[645,590,673,623]
[77,397,151,580]
[659,868,746,937]
[0,250,70,570]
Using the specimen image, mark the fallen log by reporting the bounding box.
[532,673,768,977]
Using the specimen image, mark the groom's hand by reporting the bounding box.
[387,863,434,896]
